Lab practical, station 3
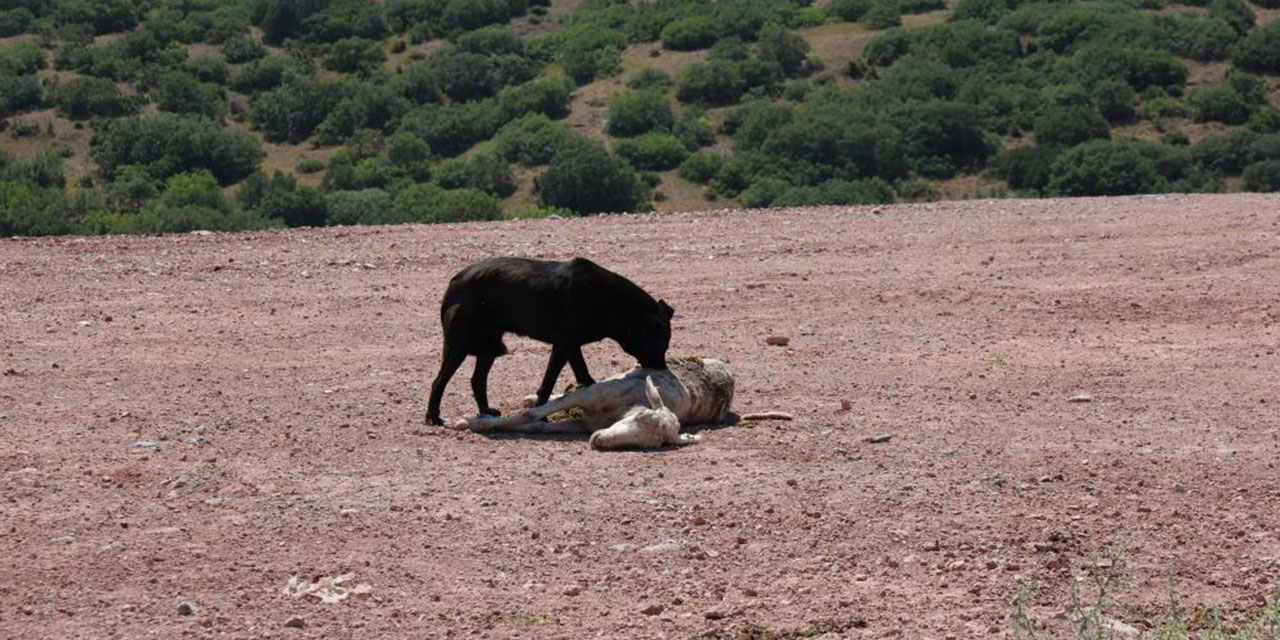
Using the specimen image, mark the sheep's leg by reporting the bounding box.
[453,380,628,433]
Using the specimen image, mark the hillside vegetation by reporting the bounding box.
[1,0,1279,235]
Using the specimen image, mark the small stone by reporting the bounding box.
[640,603,664,615]
[177,601,196,616]
[204,497,224,506]
[867,433,893,444]
[839,399,852,411]
[923,540,941,552]
[133,440,159,448]
[765,336,790,346]
[284,616,306,629]
[704,605,734,620]
[1068,394,1093,403]
[641,542,680,554]
[562,585,582,597]
[742,587,758,597]
[612,543,638,552]
[1005,562,1021,571]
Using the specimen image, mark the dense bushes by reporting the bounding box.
[537,140,647,214]
[607,91,675,137]
[1047,140,1165,196]
[91,114,264,184]
[614,133,690,170]
[1242,161,1280,192]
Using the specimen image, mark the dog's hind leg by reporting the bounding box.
[470,354,500,417]
[426,344,465,426]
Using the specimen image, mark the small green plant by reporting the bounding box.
[986,352,1006,366]
[1012,541,1280,639]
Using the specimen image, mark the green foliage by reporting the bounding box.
[1048,139,1166,196]
[433,152,516,196]
[155,71,226,119]
[1208,0,1254,35]
[0,8,35,38]
[222,34,267,64]
[230,55,315,93]
[1231,22,1280,73]
[1190,82,1251,125]
[950,0,1021,24]
[1155,13,1238,61]
[250,76,344,142]
[627,68,673,92]
[0,181,79,237]
[676,60,747,106]
[1092,79,1135,123]
[537,139,647,214]
[1242,160,1280,192]
[1247,106,1280,134]
[499,76,573,120]
[0,73,42,118]
[324,37,386,74]
[57,76,137,120]
[185,53,230,85]
[614,132,690,170]
[990,144,1063,193]
[558,25,624,84]
[756,23,810,77]
[1191,129,1261,173]
[673,109,716,150]
[862,1,903,30]
[829,0,873,21]
[1035,104,1110,145]
[493,113,577,166]
[91,114,264,184]
[661,17,719,51]
[324,188,409,225]
[393,182,503,223]
[1074,44,1187,91]
[679,152,725,184]
[0,40,48,76]
[608,90,674,137]
[772,177,896,206]
[397,99,504,157]
[105,164,158,212]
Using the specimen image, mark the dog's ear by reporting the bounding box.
[644,376,665,409]
[658,299,674,320]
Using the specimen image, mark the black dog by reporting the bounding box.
[425,257,674,427]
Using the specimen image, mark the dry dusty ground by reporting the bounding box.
[1,194,1278,639]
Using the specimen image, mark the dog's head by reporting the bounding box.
[619,299,674,370]
[589,376,680,450]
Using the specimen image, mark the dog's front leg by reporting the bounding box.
[535,345,573,406]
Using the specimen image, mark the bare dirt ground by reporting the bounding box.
[2,194,1278,639]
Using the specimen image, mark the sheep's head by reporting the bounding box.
[588,376,681,450]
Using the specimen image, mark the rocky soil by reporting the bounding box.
[1,194,1278,639]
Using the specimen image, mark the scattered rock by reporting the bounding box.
[740,411,793,421]
[561,585,582,597]
[704,605,735,620]
[1038,472,1065,483]
[640,603,665,616]
[284,615,306,629]
[1068,394,1093,403]
[133,440,159,448]
[867,433,893,444]
[641,541,681,554]
[839,399,852,411]
[765,336,790,346]
[177,601,196,616]
[923,540,941,552]
[612,543,638,552]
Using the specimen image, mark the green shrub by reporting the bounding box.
[1048,140,1166,196]
[184,53,230,85]
[679,152,725,184]
[155,71,225,119]
[990,144,1063,192]
[1208,0,1254,35]
[1189,83,1250,125]
[738,176,792,207]
[614,132,690,170]
[0,73,42,118]
[661,17,719,51]
[1155,13,1238,61]
[396,99,504,157]
[324,188,410,225]
[862,2,903,29]
[230,56,314,94]
[0,8,35,38]
[1138,95,1192,120]
[675,60,747,106]
[950,0,1020,24]
[499,76,573,120]
[1092,79,1135,124]
[756,23,810,77]
[773,178,896,206]
[1231,22,1280,73]
[1191,129,1260,173]
[1247,106,1280,134]
[92,114,264,184]
[537,139,647,214]
[57,76,136,120]
[1035,104,1110,146]
[558,25,624,84]
[324,37,386,74]
[829,0,873,21]
[627,68,673,92]
[1242,160,1280,192]
[433,152,516,196]
[251,77,345,143]
[673,109,716,150]
[222,34,266,64]
[493,114,577,166]
[393,183,502,223]
[607,90,674,137]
